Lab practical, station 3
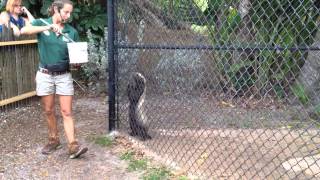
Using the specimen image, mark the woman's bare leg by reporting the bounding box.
[41,94,58,139]
[59,95,88,158]
[59,95,75,143]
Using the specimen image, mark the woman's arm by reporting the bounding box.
[20,24,52,35]
[0,12,9,26]
[0,12,22,36]
[10,22,21,36]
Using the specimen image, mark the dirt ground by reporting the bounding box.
[0,95,142,180]
[1,92,320,179]
[117,95,320,179]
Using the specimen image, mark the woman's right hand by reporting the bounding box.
[48,24,61,34]
[21,7,28,14]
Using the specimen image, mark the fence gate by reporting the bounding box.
[112,0,320,179]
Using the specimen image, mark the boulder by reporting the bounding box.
[298,30,320,105]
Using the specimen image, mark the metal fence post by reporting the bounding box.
[107,0,116,132]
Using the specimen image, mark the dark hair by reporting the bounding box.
[48,0,73,16]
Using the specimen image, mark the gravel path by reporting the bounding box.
[0,96,140,179]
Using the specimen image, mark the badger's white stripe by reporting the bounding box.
[135,72,147,124]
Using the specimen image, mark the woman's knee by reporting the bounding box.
[44,109,55,117]
[60,109,72,118]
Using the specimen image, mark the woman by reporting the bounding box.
[21,0,88,159]
[0,0,34,35]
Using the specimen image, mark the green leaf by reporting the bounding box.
[291,82,310,105]
[28,0,37,5]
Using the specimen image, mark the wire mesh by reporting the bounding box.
[116,0,320,179]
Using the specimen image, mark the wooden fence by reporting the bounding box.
[0,25,39,107]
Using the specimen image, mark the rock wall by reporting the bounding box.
[298,30,320,105]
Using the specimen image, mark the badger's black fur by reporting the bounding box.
[127,72,151,140]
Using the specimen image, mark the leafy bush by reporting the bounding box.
[22,0,106,40]
[0,0,5,11]
[80,29,107,94]
[71,3,106,40]
[291,82,310,105]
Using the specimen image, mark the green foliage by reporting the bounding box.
[273,84,286,99]
[218,6,241,44]
[23,0,52,18]
[94,136,113,147]
[22,0,106,39]
[120,151,135,161]
[188,0,319,97]
[120,151,187,179]
[314,104,320,116]
[0,0,5,11]
[206,5,248,93]
[71,3,106,39]
[142,167,171,180]
[250,0,318,96]
[291,82,310,105]
[127,159,148,172]
[177,176,189,180]
[227,61,255,93]
[81,29,107,90]
[120,151,148,172]
[86,134,113,147]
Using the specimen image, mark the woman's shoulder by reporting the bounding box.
[65,24,77,32]
[0,11,9,16]
[0,11,9,19]
[0,11,9,25]
[31,18,50,26]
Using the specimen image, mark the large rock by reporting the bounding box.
[298,30,320,105]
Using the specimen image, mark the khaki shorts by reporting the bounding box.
[36,71,74,96]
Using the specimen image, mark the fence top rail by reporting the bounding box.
[118,43,320,51]
[0,40,38,47]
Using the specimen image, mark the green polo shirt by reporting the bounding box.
[31,18,79,66]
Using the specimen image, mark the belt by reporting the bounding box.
[39,68,69,76]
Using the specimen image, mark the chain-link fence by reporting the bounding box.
[112,0,320,178]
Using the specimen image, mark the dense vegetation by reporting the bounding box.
[17,0,107,39]
[1,0,319,106]
[127,0,319,106]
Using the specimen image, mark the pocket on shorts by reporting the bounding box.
[36,71,55,96]
[55,73,74,95]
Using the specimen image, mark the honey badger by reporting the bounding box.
[127,72,151,140]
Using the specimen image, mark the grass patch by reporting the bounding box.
[120,151,189,179]
[94,136,113,147]
[177,176,189,180]
[120,151,148,171]
[120,151,135,161]
[127,159,148,171]
[86,134,113,147]
[142,167,171,180]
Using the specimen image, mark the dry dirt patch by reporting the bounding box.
[0,96,141,179]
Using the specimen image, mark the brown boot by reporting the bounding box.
[41,137,62,155]
[68,141,88,159]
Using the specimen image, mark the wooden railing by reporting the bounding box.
[0,26,39,107]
